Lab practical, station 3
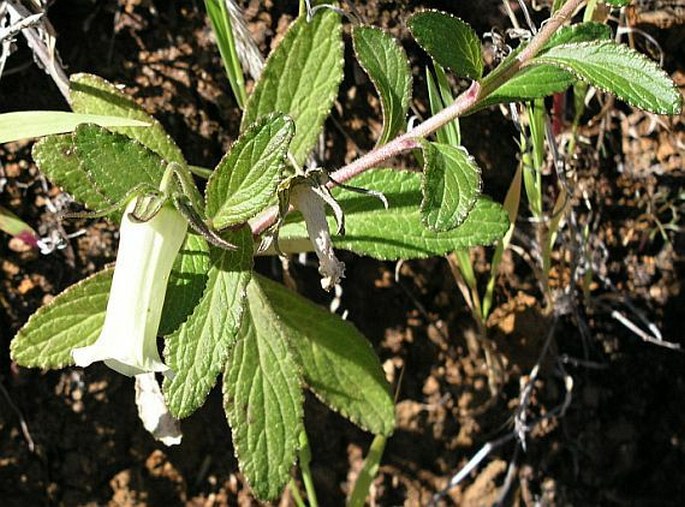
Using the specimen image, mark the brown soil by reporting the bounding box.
[1,1,684,506]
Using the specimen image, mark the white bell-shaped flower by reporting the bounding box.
[72,197,187,376]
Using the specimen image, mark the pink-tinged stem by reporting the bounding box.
[329,81,480,185]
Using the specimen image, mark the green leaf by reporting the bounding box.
[278,169,509,260]
[69,73,185,164]
[544,21,612,49]
[476,22,613,109]
[159,233,210,336]
[421,141,481,232]
[352,25,412,146]
[10,268,113,369]
[163,227,253,418]
[533,41,682,115]
[74,124,165,204]
[241,10,343,166]
[225,281,304,501]
[206,113,294,230]
[254,274,395,435]
[604,0,630,6]
[32,135,110,212]
[481,65,575,108]
[408,10,482,80]
[0,111,149,144]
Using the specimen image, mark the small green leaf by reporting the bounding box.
[74,124,165,205]
[352,25,412,146]
[421,141,481,232]
[543,21,612,49]
[69,73,185,164]
[241,10,343,166]
[604,0,630,6]
[480,65,575,108]
[278,169,509,260]
[0,111,149,144]
[533,41,682,115]
[10,268,113,369]
[206,113,294,230]
[225,281,304,501]
[159,233,210,336]
[408,10,483,80]
[32,135,110,212]
[163,227,253,418]
[254,274,395,436]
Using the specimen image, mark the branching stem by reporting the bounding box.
[250,0,586,236]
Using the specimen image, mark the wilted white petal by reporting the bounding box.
[290,184,345,291]
[72,198,187,376]
[134,372,182,446]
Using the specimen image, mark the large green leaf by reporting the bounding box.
[206,113,293,230]
[32,134,110,212]
[254,274,395,436]
[408,10,482,80]
[10,268,113,369]
[278,169,509,260]
[163,227,253,418]
[74,124,165,204]
[69,73,185,164]
[421,141,481,232]
[0,111,149,144]
[352,25,412,146]
[159,233,210,336]
[241,10,343,165]
[533,41,682,115]
[224,281,304,501]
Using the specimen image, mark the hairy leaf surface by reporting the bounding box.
[69,73,185,164]
[421,141,481,232]
[225,281,303,501]
[241,10,343,165]
[254,274,395,435]
[163,227,253,418]
[353,25,412,146]
[534,41,682,115]
[278,169,509,260]
[159,233,210,336]
[408,10,482,80]
[74,124,165,204]
[206,113,293,229]
[11,268,113,368]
